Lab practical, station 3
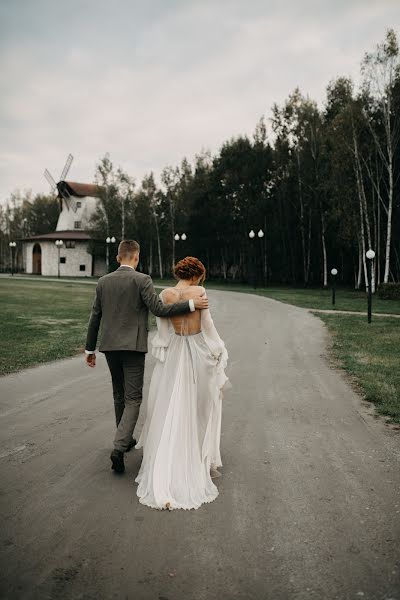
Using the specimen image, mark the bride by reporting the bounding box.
[135,256,230,510]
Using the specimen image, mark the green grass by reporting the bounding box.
[208,283,400,314]
[10,275,400,314]
[317,313,400,423]
[0,279,96,375]
[0,278,157,376]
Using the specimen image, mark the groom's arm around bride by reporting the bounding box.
[85,241,208,362]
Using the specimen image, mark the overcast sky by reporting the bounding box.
[0,0,399,203]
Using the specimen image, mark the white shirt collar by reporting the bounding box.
[119,264,135,270]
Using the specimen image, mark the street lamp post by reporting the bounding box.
[366,249,375,324]
[9,241,16,276]
[248,229,264,289]
[174,233,187,242]
[55,240,64,278]
[174,233,187,260]
[106,236,116,273]
[330,268,338,306]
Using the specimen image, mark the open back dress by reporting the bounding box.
[135,287,230,510]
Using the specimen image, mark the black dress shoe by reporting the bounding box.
[126,438,137,452]
[110,449,125,473]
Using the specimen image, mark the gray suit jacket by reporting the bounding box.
[85,266,192,353]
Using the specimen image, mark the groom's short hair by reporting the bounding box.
[118,240,140,259]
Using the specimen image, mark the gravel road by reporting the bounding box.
[0,290,399,600]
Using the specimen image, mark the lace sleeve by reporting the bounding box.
[201,290,230,390]
[151,290,171,362]
[200,290,226,357]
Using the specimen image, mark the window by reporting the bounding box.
[79,264,86,272]
[60,257,66,264]
[74,221,81,229]
[65,241,75,249]
[76,201,82,208]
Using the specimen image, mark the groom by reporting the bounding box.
[85,239,209,473]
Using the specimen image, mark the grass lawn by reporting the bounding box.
[207,282,400,314]
[317,313,400,423]
[11,275,400,314]
[0,279,96,375]
[0,278,158,376]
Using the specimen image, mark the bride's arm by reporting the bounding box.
[200,290,226,357]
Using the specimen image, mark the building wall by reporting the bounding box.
[24,242,33,273]
[56,196,98,231]
[23,241,96,277]
[93,256,107,277]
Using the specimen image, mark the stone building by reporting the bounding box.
[22,181,107,277]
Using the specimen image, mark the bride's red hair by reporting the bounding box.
[173,256,206,284]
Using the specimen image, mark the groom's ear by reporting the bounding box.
[116,255,121,264]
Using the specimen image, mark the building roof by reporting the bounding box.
[57,181,102,198]
[21,230,92,242]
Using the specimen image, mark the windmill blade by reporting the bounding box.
[44,169,57,191]
[60,153,73,181]
[57,181,72,211]
[60,192,72,212]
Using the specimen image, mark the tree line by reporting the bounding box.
[1,30,399,289]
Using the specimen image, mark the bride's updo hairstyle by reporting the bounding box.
[173,256,206,285]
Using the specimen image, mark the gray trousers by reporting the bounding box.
[104,351,146,452]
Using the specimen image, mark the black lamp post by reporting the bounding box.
[248,229,264,289]
[9,241,16,276]
[106,236,116,273]
[174,233,187,242]
[366,249,375,324]
[55,240,63,278]
[174,233,187,260]
[330,268,338,306]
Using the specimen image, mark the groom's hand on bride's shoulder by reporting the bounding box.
[85,353,96,368]
[193,292,209,310]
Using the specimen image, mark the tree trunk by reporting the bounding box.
[383,153,393,283]
[377,160,381,285]
[152,214,163,279]
[306,207,312,283]
[356,236,362,289]
[121,197,125,239]
[221,249,227,280]
[263,216,268,284]
[296,151,307,285]
[321,208,327,288]
[149,239,153,276]
[353,131,375,292]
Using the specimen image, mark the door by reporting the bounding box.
[32,243,42,274]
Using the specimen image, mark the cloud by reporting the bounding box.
[0,0,399,203]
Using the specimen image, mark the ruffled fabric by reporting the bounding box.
[135,332,224,509]
[135,289,230,510]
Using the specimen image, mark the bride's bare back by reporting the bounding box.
[162,286,203,335]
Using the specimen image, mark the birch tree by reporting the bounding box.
[362,29,400,283]
[142,173,163,278]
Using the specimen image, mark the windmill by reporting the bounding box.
[44,154,74,211]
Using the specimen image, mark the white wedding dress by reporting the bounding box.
[135,288,230,510]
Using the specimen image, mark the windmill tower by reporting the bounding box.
[21,154,106,277]
[43,154,100,231]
